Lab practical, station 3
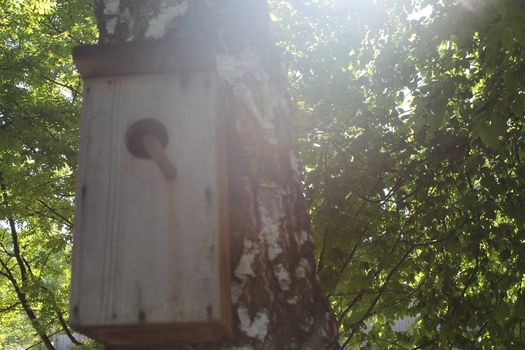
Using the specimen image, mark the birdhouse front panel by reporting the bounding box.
[70,72,231,345]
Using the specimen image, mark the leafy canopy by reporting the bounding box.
[0,0,95,348]
[1,0,525,349]
[270,0,525,348]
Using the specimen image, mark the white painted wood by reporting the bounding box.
[70,73,230,341]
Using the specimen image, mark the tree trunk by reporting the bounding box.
[94,1,338,349]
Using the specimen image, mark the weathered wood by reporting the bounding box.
[70,72,231,346]
[141,133,177,180]
[85,1,341,349]
[73,39,216,78]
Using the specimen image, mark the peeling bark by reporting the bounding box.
[95,1,339,349]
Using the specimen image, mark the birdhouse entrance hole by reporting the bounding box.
[125,118,169,158]
[125,118,177,180]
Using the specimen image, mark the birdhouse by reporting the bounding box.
[69,40,231,346]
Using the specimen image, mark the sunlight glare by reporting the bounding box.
[407,4,433,21]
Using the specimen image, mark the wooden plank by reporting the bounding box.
[70,73,231,345]
[73,39,216,79]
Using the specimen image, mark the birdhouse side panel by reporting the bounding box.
[71,73,229,336]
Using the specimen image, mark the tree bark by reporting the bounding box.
[94,1,338,349]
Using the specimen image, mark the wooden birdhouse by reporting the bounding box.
[69,40,231,346]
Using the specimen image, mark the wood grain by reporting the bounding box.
[73,39,216,79]
[70,72,231,345]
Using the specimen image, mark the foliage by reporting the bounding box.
[0,0,96,349]
[72,339,103,350]
[1,0,524,349]
[270,0,525,348]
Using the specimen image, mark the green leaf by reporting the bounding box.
[513,23,525,47]
[495,303,510,326]
[501,25,515,50]
[319,270,339,292]
[479,126,500,150]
